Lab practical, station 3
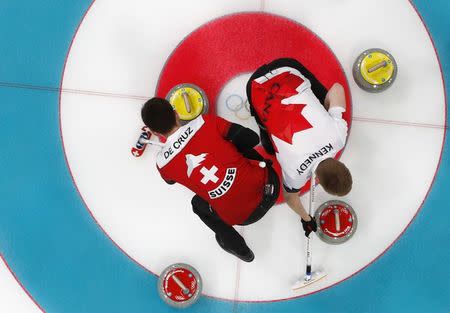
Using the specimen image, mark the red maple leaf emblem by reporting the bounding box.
[251,71,312,144]
[265,102,311,144]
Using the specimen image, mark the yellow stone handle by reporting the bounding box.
[368,60,388,73]
[181,91,192,113]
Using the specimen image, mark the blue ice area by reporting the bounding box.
[0,1,448,312]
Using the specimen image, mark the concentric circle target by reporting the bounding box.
[56,0,446,303]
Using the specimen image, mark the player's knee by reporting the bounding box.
[316,158,352,196]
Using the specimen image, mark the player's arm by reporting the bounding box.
[283,188,310,220]
[324,83,346,112]
[215,116,264,161]
[324,83,348,146]
[283,187,317,237]
[225,123,263,160]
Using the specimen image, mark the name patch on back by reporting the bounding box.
[208,168,236,199]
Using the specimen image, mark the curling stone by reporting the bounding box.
[353,48,397,92]
[166,83,209,125]
[158,263,202,308]
[314,200,357,245]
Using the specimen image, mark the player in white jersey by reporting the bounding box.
[247,58,352,236]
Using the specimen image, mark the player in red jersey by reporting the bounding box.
[141,97,279,262]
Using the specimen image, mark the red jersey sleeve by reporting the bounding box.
[208,115,232,138]
[157,164,173,184]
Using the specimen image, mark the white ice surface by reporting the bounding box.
[0,257,42,313]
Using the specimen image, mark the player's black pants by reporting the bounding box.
[191,164,280,256]
[246,58,328,155]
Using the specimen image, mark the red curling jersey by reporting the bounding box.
[156,115,266,225]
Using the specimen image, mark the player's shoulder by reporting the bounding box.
[156,117,206,168]
[195,114,217,129]
[202,114,229,127]
[200,114,213,123]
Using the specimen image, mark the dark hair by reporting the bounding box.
[316,158,352,196]
[141,97,176,135]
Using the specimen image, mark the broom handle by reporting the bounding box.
[305,172,315,281]
[139,138,165,147]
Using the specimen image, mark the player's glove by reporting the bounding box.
[301,215,318,237]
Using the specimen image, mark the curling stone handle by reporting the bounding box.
[139,138,165,147]
[182,91,192,113]
[368,60,388,73]
[172,274,190,295]
[334,209,341,232]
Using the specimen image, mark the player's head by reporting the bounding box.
[141,97,178,136]
[316,158,352,196]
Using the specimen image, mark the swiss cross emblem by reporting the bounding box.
[199,166,219,184]
[186,153,219,185]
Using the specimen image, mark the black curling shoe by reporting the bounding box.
[215,234,255,262]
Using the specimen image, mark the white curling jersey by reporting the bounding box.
[249,66,348,192]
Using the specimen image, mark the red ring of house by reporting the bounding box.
[156,12,352,196]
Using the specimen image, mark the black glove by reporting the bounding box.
[301,215,318,237]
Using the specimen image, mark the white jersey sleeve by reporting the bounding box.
[328,106,348,148]
[282,168,308,192]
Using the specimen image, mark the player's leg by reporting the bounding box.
[247,58,329,114]
[246,64,277,155]
[191,195,254,262]
[258,125,276,155]
[246,58,329,155]
[266,58,328,105]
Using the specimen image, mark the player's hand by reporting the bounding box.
[301,215,317,237]
[325,83,346,111]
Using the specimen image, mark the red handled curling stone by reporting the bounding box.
[314,200,357,244]
[158,263,202,308]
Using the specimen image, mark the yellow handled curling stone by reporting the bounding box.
[166,83,209,125]
[353,48,397,93]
